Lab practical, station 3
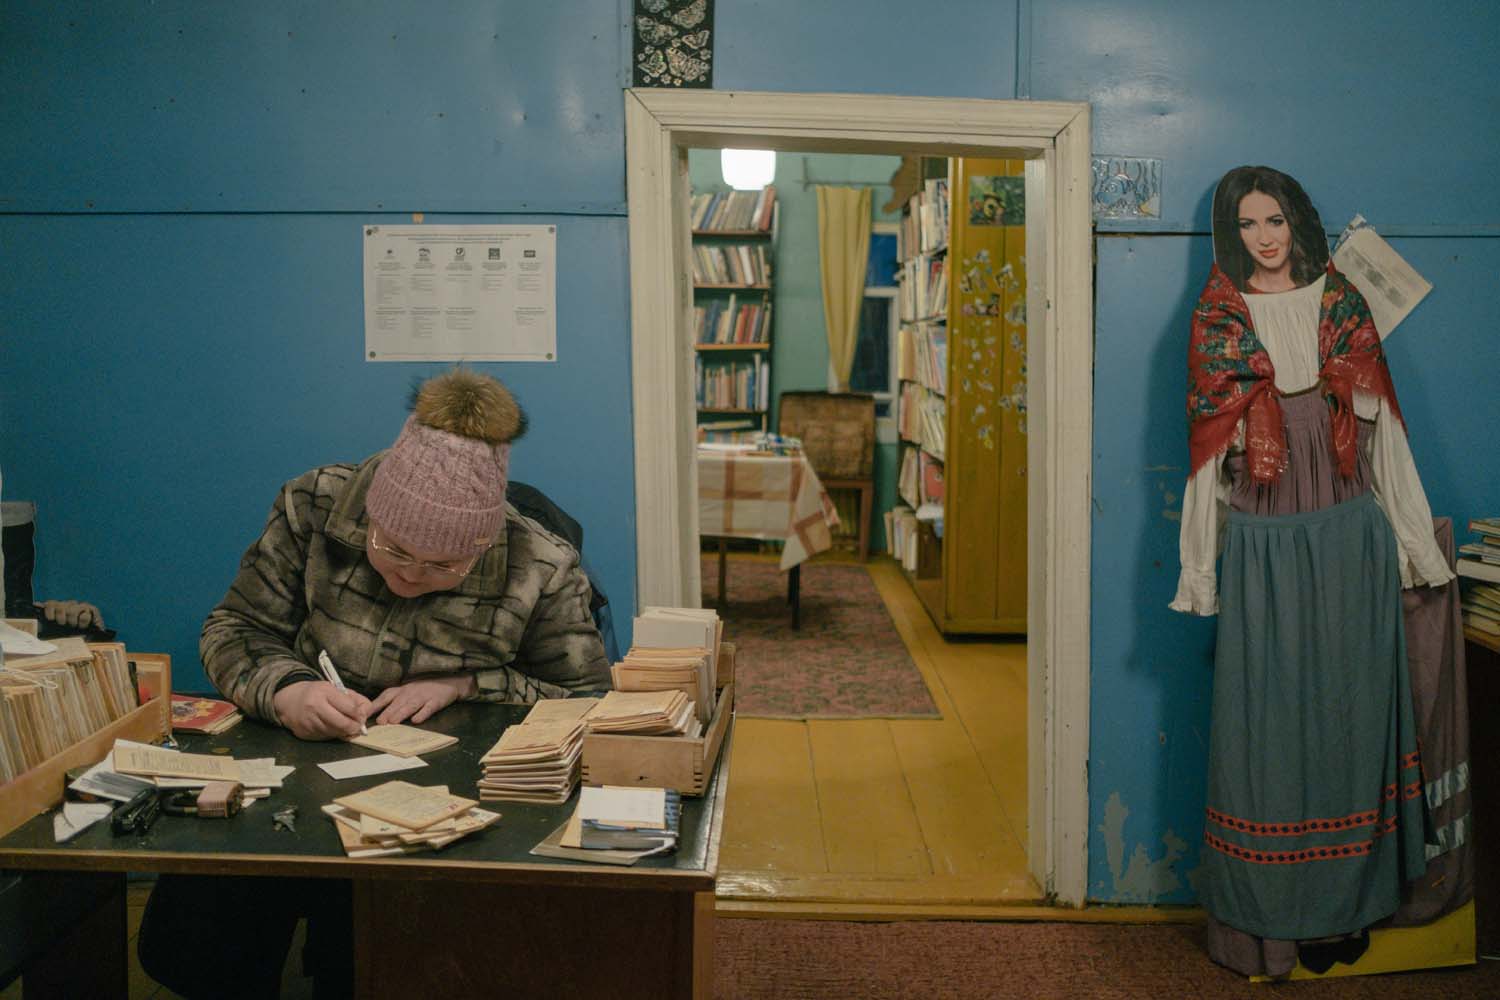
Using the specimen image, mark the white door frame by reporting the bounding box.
[624,88,1093,906]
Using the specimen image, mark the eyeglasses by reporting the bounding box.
[367,523,483,582]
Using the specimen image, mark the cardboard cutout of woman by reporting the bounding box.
[1171,166,1455,976]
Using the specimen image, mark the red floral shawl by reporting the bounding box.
[1187,262,1404,483]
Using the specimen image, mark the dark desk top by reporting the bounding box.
[0,703,728,893]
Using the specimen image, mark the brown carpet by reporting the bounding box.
[714,918,1500,999]
[702,555,939,719]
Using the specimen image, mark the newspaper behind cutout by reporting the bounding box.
[1332,215,1432,339]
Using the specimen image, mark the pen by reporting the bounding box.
[318,649,368,736]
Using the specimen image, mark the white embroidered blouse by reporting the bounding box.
[1171,275,1454,615]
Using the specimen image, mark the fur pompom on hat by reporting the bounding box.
[365,369,527,555]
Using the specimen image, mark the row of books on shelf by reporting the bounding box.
[1460,518,1499,636]
[886,503,944,575]
[694,296,772,345]
[898,383,947,459]
[0,635,141,785]
[697,418,759,443]
[693,243,772,287]
[898,445,946,509]
[896,177,950,259]
[695,354,770,412]
[898,253,948,322]
[1459,516,1498,566]
[691,186,777,233]
[897,322,948,395]
[1464,581,1500,638]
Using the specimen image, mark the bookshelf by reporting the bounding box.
[691,186,777,439]
[890,158,1027,635]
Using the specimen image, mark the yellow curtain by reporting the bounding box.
[816,186,872,391]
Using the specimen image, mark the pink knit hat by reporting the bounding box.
[365,369,526,555]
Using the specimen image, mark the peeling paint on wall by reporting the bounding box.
[1157,480,1181,523]
[1098,791,1196,902]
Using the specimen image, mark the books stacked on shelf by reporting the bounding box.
[898,253,948,322]
[912,323,948,394]
[696,354,769,412]
[1464,580,1500,638]
[691,186,777,233]
[697,418,759,443]
[1459,517,1500,587]
[477,696,597,804]
[170,693,243,735]
[0,637,142,785]
[693,243,772,286]
[887,506,920,572]
[694,295,773,345]
[324,780,499,858]
[898,448,920,508]
[896,178,950,258]
[920,451,946,505]
[531,784,683,866]
[897,384,947,459]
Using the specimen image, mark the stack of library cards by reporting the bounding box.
[585,690,697,738]
[1,638,142,783]
[624,607,722,723]
[477,697,597,804]
[322,779,498,858]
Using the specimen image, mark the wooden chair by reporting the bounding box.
[777,391,876,562]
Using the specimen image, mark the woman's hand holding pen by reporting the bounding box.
[272,681,372,740]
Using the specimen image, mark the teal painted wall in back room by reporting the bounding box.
[4,0,1497,903]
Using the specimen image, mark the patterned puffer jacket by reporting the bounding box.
[201,455,610,724]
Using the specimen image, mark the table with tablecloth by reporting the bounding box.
[696,448,840,626]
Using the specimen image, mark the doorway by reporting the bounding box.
[624,89,1094,906]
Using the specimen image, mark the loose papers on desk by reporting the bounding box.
[97,739,293,801]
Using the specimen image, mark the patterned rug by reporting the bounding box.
[703,556,940,719]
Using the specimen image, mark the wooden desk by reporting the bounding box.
[0,703,730,999]
[697,447,839,628]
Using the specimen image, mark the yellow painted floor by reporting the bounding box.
[715,553,1044,918]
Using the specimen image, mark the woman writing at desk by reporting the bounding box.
[141,368,609,998]
[201,366,609,737]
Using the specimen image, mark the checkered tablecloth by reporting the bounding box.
[697,449,841,570]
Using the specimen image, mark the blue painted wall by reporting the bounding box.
[2,2,636,690]
[4,0,1498,906]
[1030,2,1500,902]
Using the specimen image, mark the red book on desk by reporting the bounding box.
[170,693,243,734]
